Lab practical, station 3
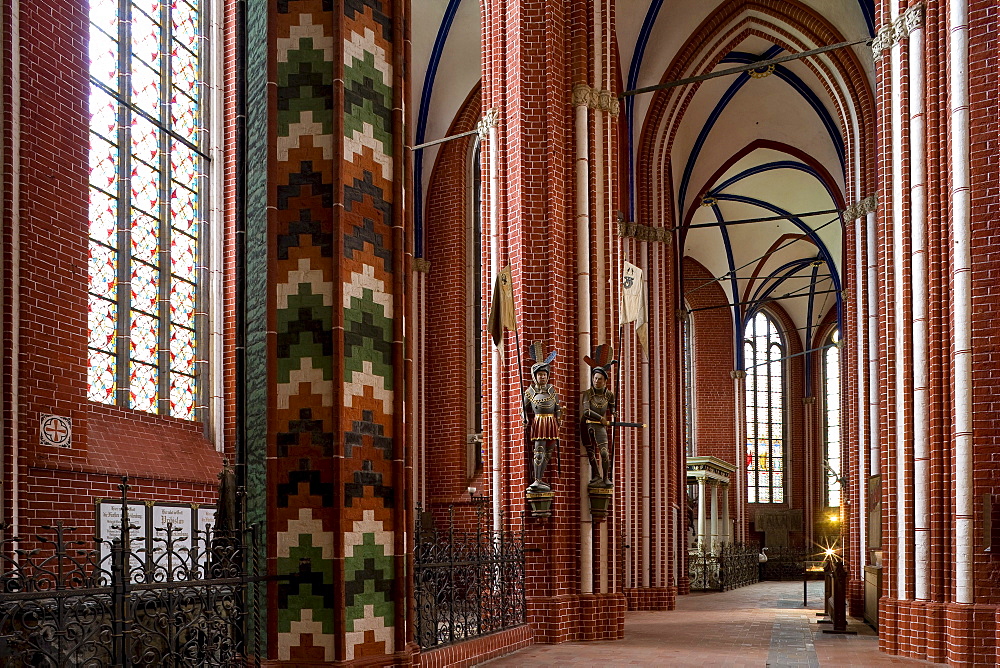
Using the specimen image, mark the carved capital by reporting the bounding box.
[896,3,925,39]
[730,370,747,380]
[597,89,620,115]
[803,396,817,405]
[573,84,620,114]
[617,220,671,244]
[842,194,878,221]
[573,83,597,108]
[476,107,499,142]
[872,3,925,59]
[413,258,431,273]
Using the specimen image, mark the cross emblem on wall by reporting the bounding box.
[40,414,72,448]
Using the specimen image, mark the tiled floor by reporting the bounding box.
[480,581,934,667]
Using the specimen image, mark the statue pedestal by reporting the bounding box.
[526,490,555,518]
[588,486,613,520]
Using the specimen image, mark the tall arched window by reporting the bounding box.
[823,329,842,507]
[88,0,208,419]
[744,311,785,503]
[683,310,695,457]
[466,142,482,434]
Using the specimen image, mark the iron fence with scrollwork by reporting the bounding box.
[413,503,525,650]
[0,478,256,666]
[718,542,760,590]
[688,542,760,591]
[759,546,808,581]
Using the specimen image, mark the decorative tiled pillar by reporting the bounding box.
[246,0,409,663]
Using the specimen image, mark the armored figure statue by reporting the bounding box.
[580,365,617,488]
[523,343,560,493]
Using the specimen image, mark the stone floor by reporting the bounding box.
[480,580,934,667]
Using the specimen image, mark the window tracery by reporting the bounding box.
[823,329,842,507]
[88,0,207,420]
[744,311,785,503]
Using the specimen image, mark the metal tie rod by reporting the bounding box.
[679,208,841,231]
[408,129,480,152]
[620,38,872,98]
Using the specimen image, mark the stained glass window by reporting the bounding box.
[823,330,842,507]
[87,0,207,420]
[683,312,695,457]
[469,143,483,434]
[744,311,785,503]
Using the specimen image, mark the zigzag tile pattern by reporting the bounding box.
[267,0,397,661]
[341,1,396,659]
[271,2,338,662]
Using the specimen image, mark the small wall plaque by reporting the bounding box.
[39,414,72,448]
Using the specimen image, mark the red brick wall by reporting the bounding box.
[875,0,1000,663]
[968,0,1000,610]
[1,0,229,540]
[682,258,735,464]
[423,87,484,515]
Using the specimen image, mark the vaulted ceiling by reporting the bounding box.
[410,0,876,354]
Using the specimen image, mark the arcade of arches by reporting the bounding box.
[2,0,999,665]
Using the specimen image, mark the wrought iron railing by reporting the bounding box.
[688,545,720,591]
[0,478,254,666]
[413,503,525,650]
[759,546,808,581]
[718,542,759,590]
[688,542,760,591]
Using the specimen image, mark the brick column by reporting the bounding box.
[246,0,412,663]
[482,0,624,642]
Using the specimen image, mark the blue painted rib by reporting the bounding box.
[677,45,784,217]
[712,203,744,369]
[859,0,876,37]
[625,0,665,220]
[747,258,819,309]
[708,160,840,208]
[803,261,821,391]
[712,195,842,333]
[413,0,463,258]
[722,52,844,167]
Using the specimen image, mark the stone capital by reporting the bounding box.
[476,107,499,141]
[573,83,620,115]
[616,220,671,244]
[872,3,924,59]
[842,194,878,221]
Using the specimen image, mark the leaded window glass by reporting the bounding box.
[823,329,842,507]
[468,142,482,433]
[88,0,208,420]
[683,311,695,457]
[744,311,785,503]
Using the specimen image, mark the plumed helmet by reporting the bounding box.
[584,344,617,383]
[528,341,557,380]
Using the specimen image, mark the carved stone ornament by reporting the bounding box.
[572,83,620,115]
[872,3,925,59]
[413,258,431,273]
[573,82,598,108]
[616,220,671,244]
[476,107,499,142]
[842,194,878,222]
